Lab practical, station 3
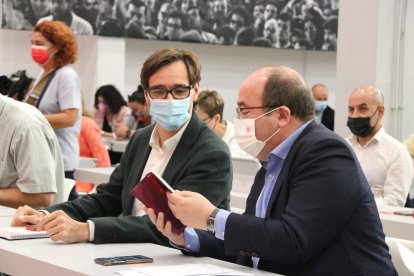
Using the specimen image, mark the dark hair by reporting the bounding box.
[94,85,127,114]
[194,90,224,122]
[128,85,146,105]
[140,48,201,89]
[228,5,252,26]
[253,37,272,47]
[323,16,338,35]
[0,75,12,96]
[97,19,125,37]
[235,27,256,45]
[216,26,235,45]
[166,9,187,30]
[8,70,34,101]
[262,66,315,120]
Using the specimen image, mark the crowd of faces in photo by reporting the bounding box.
[2,0,339,51]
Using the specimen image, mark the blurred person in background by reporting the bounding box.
[115,85,152,139]
[93,84,131,138]
[194,90,247,158]
[93,84,131,164]
[37,0,93,35]
[311,83,334,131]
[76,99,111,194]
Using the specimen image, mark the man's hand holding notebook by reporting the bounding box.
[131,172,185,234]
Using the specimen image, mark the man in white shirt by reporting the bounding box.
[0,94,65,208]
[346,85,413,206]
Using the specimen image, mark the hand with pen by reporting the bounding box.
[11,205,90,243]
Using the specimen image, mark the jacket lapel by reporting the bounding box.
[263,121,316,218]
[162,113,201,185]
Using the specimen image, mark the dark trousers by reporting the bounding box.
[65,171,78,201]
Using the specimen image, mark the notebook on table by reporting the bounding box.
[131,171,185,234]
[0,227,48,240]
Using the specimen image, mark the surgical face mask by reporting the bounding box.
[98,102,107,113]
[347,108,378,137]
[234,108,280,158]
[315,100,327,113]
[31,45,53,65]
[150,97,190,131]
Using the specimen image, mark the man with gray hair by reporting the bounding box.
[346,85,413,206]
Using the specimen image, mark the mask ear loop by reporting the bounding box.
[370,107,381,128]
[259,107,281,143]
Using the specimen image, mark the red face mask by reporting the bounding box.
[31,45,52,65]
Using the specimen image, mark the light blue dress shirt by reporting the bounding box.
[182,120,313,267]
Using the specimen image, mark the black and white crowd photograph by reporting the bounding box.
[2,0,339,51]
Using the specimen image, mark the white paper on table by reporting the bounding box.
[115,263,254,276]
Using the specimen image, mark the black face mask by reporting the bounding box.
[347,109,378,137]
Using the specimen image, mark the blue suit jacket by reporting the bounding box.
[194,121,396,275]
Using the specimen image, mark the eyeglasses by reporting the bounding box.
[147,86,192,99]
[236,106,267,118]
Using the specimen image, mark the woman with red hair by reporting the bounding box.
[25,20,82,201]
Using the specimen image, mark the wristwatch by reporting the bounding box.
[206,208,220,234]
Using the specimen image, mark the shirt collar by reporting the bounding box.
[149,115,191,152]
[349,126,385,148]
[266,119,313,164]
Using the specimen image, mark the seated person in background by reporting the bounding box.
[403,134,414,206]
[0,94,65,208]
[404,134,414,163]
[76,99,111,194]
[311,83,334,131]
[93,84,131,164]
[115,85,152,139]
[194,90,249,158]
[93,84,131,138]
[148,65,396,275]
[11,48,232,245]
[346,85,412,206]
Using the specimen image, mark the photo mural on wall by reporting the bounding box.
[2,0,339,51]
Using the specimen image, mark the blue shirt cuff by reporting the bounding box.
[170,227,201,252]
[214,209,231,240]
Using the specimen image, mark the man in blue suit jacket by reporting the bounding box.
[148,65,396,275]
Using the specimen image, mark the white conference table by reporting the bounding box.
[0,206,16,217]
[378,205,414,241]
[0,216,277,276]
[74,167,115,185]
[102,137,129,153]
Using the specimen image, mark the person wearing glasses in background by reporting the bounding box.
[147,65,396,275]
[11,48,232,246]
[194,90,248,158]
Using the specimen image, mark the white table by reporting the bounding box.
[0,216,278,276]
[0,206,16,217]
[74,167,115,185]
[378,205,414,241]
[102,137,129,153]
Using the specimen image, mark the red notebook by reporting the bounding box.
[131,172,185,234]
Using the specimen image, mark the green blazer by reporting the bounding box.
[46,113,232,245]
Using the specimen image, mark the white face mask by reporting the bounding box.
[234,108,280,158]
